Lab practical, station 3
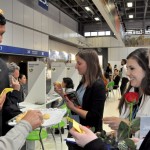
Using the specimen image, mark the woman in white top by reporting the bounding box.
[103,48,150,132]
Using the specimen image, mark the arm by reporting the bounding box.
[70,125,107,150]
[103,117,129,130]
[0,120,32,150]
[0,110,43,150]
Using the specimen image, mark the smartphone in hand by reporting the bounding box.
[65,91,80,107]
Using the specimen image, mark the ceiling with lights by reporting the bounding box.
[48,0,150,35]
[114,0,150,33]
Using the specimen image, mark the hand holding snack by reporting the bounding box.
[70,125,97,147]
[16,111,50,123]
[22,110,43,130]
[54,81,62,89]
[54,81,63,96]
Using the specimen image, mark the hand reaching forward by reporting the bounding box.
[22,110,43,130]
[70,125,97,147]
[103,117,129,130]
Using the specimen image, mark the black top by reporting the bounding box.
[76,79,106,132]
[84,138,108,150]
[113,75,120,89]
[0,58,10,93]
[0,58,22,135]
[139,130,150,150]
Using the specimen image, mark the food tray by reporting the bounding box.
[8,108,67,127]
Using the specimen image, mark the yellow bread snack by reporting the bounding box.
[43,113,50,120]
[0,88,13,96]
[67,117,84,133]
[54,81,62,88]
[16,111,27,123]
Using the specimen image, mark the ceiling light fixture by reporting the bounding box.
[127,2,133,7]
[94,17,100,21]
[129,14,133,18]
[85,6,91,11]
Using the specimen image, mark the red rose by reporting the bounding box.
[125,92,139,104]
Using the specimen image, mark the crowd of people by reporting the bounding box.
[1,8,150,150]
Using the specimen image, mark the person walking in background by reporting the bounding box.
[112,69,120,89]
[120,59,129,95]
[105,63,112,81]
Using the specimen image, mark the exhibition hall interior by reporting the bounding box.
[0,0,150,150]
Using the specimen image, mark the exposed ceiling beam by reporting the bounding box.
[144,0,149,18]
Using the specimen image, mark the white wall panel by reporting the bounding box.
[108,47,142,63]
[60,12,78,32]
[48,18,53,35]
[102,37,110,47]
[24,28,33,49]
[41,15,48,33]
[34,31,41,50]
[108,48,119,61]
[34,10,41,31]
[2,22,13,46]
[13,0,23,24]
[49,39,78,54]
[24,5,33,28]
[12,24,23,48]
[48,4,59,22]
[52,21,59,37]
[42,34,48,51]
[0,0,13,20]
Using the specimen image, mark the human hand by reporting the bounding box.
[53,82,64,96]
[103,117,123,130]
[11,78,20,91]
[70,125,97,147]
[65,96,76,110]
[22,110,43,130]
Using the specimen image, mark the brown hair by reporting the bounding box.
[76,49,103,87]
[118,48,150,113]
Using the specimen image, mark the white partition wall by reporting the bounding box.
[66,63,81,90]
[25,61,46,105]
[50,62,66,93]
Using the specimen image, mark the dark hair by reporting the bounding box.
[63,77,74,89]
[19,74,25,80]
[76,49,103,87]
[122,59,127,64]
[118,48,150,113]
[0,14,6,25]
[114,68,118,72]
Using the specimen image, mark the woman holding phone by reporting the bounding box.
[54,49,106,133]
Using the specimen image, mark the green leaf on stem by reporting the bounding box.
[118,121,129,141]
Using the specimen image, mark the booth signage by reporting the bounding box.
[38,0,48,11]
[0,45,49,57]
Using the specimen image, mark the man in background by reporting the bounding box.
[120,59,129,95]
